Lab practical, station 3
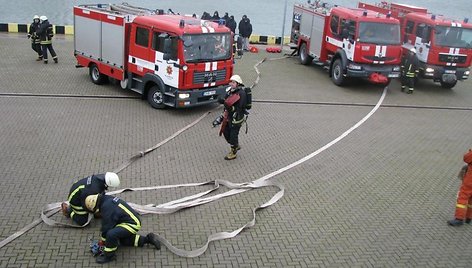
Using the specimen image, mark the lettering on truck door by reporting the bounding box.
[152,32,179,88]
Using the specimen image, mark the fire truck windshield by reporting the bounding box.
[183,33,232,63]
[434,26,472,48]
[358,22,400,45]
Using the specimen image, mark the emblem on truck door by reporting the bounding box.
[166,66,173,75]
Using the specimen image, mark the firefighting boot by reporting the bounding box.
[53,57,58,63]
[43,60,48,64]
[146,233,161,250]
[95,252,116,264]
[407,88,414,94]
[36,56,42,61]
[447,218,464,226]
[401,85,406,92]
[224,147,237,160]
[61,202,71,218]
[235,145,241,151]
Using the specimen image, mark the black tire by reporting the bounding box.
[440,80,457,89]
[147,85,166,109]
[299,43,313,65]
[89,64,108,85]
[331,59,346,86]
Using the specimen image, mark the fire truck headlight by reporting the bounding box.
[178,93,190,99]
[347,64,362,70]
[182,65,188,71]
[464,70,470,76]
[425,67,434,73]
[392,66,400,72]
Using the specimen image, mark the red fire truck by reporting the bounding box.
[290,2,402,86]
[74,3,234,108]
[358,2,472,89]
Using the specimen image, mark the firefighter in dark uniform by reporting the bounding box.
[84,194,161,264]
[37,15,58,64]
[27,15,42,61]
[61,172,120,226]
[213,75,248,160]
[401,47,419,94]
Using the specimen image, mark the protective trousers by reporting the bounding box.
[31,42,42,57]
[454,182,472,220]
[102,226,147,256]
[41,44,57,62]
[223,123,241,147]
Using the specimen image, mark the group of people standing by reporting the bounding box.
[28,15,58,64]
[201,11,253,51]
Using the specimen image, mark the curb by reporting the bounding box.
[0,22,290,44]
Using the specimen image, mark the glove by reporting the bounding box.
[90,239,104,256]
[212,114,223,127]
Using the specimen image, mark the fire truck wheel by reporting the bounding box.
[147,85,166,109]
[331,59,346,86]
[299,43,313,65]
[89,64,108,85]
[440,80,456,89]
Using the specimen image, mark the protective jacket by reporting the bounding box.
[454,150,472,220]
[225,86,248,126]
[98,195,142,239]
[28,22,41,44]
[37,20,54,45]
[68,174,107,218]
[401,52,419,78]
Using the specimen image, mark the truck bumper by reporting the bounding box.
[172,85,229,108]
[419,64,470,82]
[346,64,401,79]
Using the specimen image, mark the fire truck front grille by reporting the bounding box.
[193,70,227,84]
[439,54,467,64]
[364,56,396,62]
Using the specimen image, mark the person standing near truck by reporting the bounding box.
[37,15,58,64]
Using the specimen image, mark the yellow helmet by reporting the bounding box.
[85,194,99,212]
[230,75,243,85]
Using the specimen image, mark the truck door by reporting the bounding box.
[414,23,431,62]
[129,25,153,77]
[151,31,179,88]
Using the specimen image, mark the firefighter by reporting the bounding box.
[61,172,120,226]
[37,15,58,64]
[400,47,419,94]
[84,194,161,264]
[27,15,42,61]
[448,149,472,226]
[213,75,248,160]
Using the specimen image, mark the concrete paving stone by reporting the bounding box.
[2,32,472,267]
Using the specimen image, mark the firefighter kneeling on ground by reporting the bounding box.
[401,47,419,94]
[61,172,121,225]
[448,149,472,226]
[84,194,161,264]
[213,75,248,160]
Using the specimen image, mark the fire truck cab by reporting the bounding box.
[74,3,234,108]
[358,2,472,89]
[291,2,402,86]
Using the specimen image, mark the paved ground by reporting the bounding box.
[1,32,472,267]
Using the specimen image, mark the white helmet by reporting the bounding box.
[33,15,40,20]
[40,15,47,21]
[85,194,99,212]
[105,172,120,187]
[230,74,243,85]
[410,47,416,54]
